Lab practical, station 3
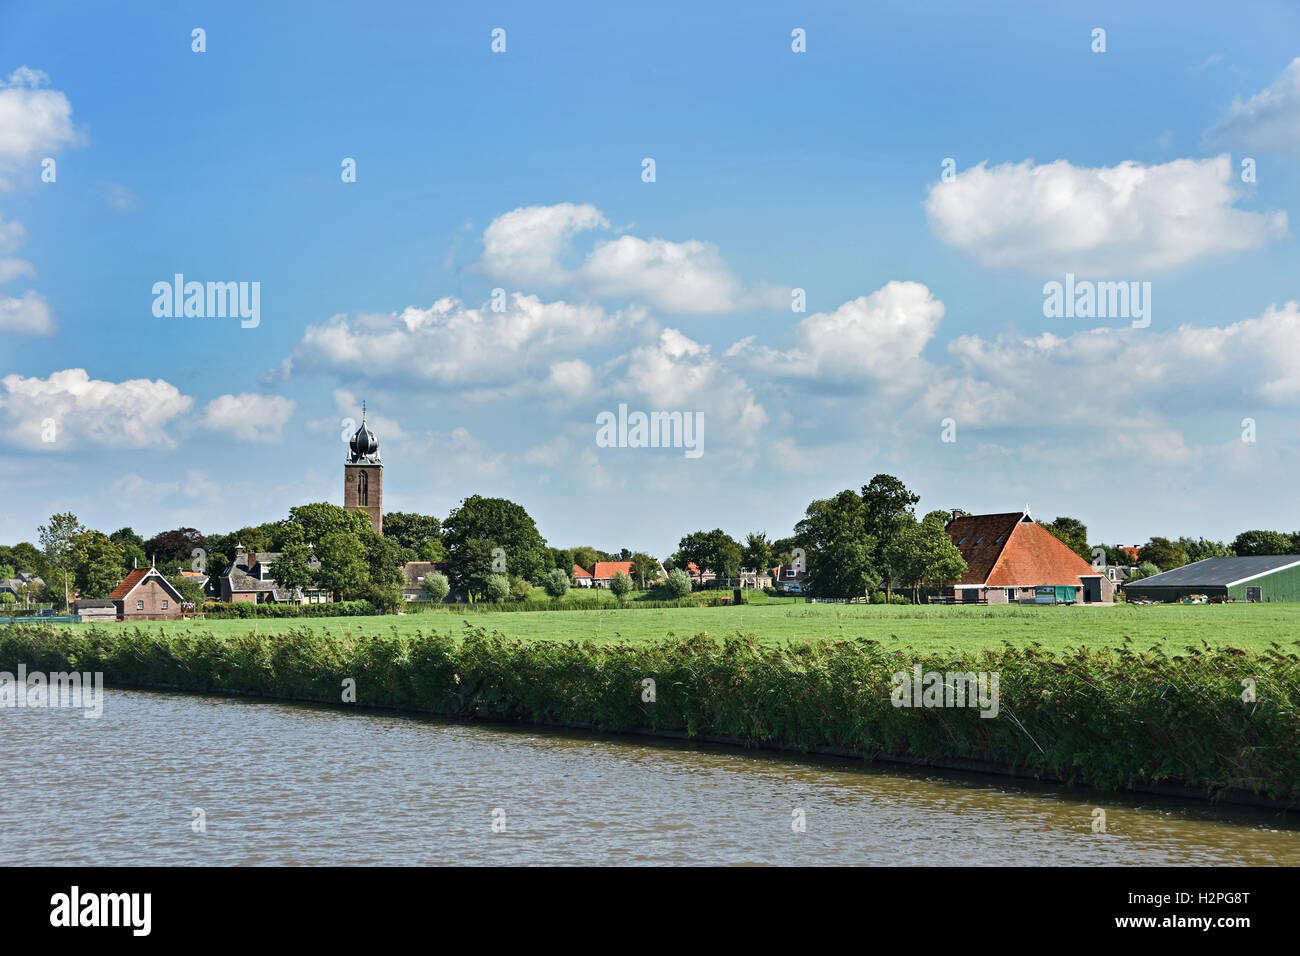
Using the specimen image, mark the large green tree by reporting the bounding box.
[444,495,549,583]
[38,512,86,610]
[1138,537,1190,572]
[887,511,967,601]
[1231,530,1294,557]
[795,491,878,599]
[383,512,444,561]
[742,532,774,577]
[71,530,126,599]
[860,474,920,597]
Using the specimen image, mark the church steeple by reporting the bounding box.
[343,401,383,533]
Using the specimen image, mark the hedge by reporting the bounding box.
[1,623,1295,803]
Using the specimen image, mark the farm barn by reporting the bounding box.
[1123,556,1300,603]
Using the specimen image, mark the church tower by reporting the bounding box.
[344,406,383,533]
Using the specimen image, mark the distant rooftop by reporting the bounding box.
[1129,555,1300,588]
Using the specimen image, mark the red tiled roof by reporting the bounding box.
[108,568,151,600]
[592,561,634,579]
[948,512,1101,587]
[573,564,593,578]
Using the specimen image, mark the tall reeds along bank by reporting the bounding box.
[2,624,1296,803]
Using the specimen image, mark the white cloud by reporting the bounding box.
[476,202,766,314]
[425,427,505,477]
[0,67,81,188]
[478,203,608,283]
[0,289,54,335]
[621,328,767,437]
[544,359,595,401]
[1210,57,1300,155]
[201,393,296,443]
[292,293,632,390]
[924,155,1286,273]
[183,469,221,500]
[0,368,193,449]
[738,281,945,390]
[0,258,36,284]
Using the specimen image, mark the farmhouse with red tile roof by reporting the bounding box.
[942,510,1113,604]
[573,564,594,587]
[109,566,185,620]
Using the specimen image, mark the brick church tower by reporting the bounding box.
[344,408,383,533]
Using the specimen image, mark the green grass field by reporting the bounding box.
[60,601,1300,655]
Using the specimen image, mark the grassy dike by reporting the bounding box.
[4,621,1298,806]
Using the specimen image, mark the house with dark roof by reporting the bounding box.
[403,561,450,601]
[1123,555,1300,603]
[110,567,184,621]
[942,510,1114,604]
[219,547,331,604]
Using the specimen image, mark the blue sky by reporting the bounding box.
[2,0,1299,554]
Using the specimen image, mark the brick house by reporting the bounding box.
[770,563,806,591]
[219,547,330,604]
[941,510,1114,604]
[109,567,185,621]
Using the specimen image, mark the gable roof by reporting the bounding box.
[592,561,634,579]
[946,513,1026,584]
[109,567,184,602]
[573,564,593,578]
[1128,555,1300,588]
[948,512,1101,587]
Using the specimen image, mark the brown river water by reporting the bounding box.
[2,688,1298,865]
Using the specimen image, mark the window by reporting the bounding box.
[136,600,144,611]
[995,534,1004,544]
[975,535,984,544]
[358,469,369,506]
[957,536,967,545]
[161,600,168,610]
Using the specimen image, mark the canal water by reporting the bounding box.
[3,688,1298,865]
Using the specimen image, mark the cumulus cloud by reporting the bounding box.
[478,203,609,283]
[201,393,296,443]
[291,292,634,391]
[919,301,1300,434]
[924,155,1286,274]
[737,281,945,390]
[620,327,768,437]
[0,368,193,449]
[1209,57,1300,155]
[476,202,769,314]
[0,289,55,335]
[0,67,81,188]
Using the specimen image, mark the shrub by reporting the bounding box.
[665,567,691,598]
[485,574,510,603]
[509,575,532,602]
[422,572,450,603]
[543,568,570,599]
[609,571,633,598]
[199,599,375,618]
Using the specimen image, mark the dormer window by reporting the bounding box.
[975,535,984,544]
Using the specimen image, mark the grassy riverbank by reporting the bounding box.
[4,619,1298,804]
[48,601,1300,654]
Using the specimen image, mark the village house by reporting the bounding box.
[941,509,1114,604]
[684,562,716,586]
[402,561,450,601]
[0,572,45,605]
[770,563,806,592]
[591,560,666,588]
[219,547,331,604]
[573,564,594,587]
[109,567,185,621]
